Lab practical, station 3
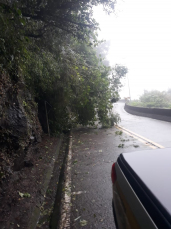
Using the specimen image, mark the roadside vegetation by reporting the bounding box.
[0,0,127,134]
[0,1,128,227]
[0,0,129,191]
[128,90,171,109]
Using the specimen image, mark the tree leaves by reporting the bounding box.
[80,219,88,226]
[18,192,31,198]
[129,90,171,108]
[0,0,126,134]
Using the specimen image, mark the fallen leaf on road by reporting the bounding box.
[24,193,31,197]
[80,220,88,226]
[133,144,139,148]
[18,192,31,198]
[18,192,24,198]
[118,144,124,148]
[115,131,123,135]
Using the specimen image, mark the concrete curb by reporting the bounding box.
[58,134,73,229]
[50,133,72,229]
[28,136,63,229]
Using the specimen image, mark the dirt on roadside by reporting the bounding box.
[0,133,64,229]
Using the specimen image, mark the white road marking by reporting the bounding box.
[116,125,164,149]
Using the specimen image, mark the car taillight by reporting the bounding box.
[111,163,117,184]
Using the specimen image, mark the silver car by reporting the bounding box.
[111,148,171,229]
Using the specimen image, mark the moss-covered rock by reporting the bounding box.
[0,73,42,180]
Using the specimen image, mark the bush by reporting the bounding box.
[128,90,171,109]
[101,112,121,128]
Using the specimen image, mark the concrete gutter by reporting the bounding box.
[50,133,72,229]
[28,136,63,229]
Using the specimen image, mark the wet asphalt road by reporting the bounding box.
[113,102,171,148]
[70,103,171,228]
[71,127,152,229]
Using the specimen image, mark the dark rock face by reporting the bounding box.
[0,73,42,179]
[7,106,28,136]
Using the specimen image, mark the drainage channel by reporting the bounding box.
[50,135,71,229]
[116,125,164,149]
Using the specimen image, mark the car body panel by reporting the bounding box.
[113,162,157,229]
[123,148,171,216]
[113,182,139,229]
[112,148,171,229]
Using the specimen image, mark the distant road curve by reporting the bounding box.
[124,103,171,123]
[113,102,171,148]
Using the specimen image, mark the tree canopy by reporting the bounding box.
[0,0,127,134]
[129,90,171,109]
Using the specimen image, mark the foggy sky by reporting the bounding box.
[94,0,171,99]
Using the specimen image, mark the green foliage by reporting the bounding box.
[115,130,123,136]
[128,100,143,107]
[118,143,124,148]
[110,65,128,102]
[129,90,171,108]
[101,112,121,128]
[0,0,126,134]
[18,192,31,198]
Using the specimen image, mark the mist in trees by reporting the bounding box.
[0,0,127,133]
[129,90,171,108]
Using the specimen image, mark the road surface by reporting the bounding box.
[60,102,171,228]
[113,102,171,148]
[69,127,152,229]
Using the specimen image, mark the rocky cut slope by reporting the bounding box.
[0,73,42,180]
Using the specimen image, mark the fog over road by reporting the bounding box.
[113,102,171,148]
